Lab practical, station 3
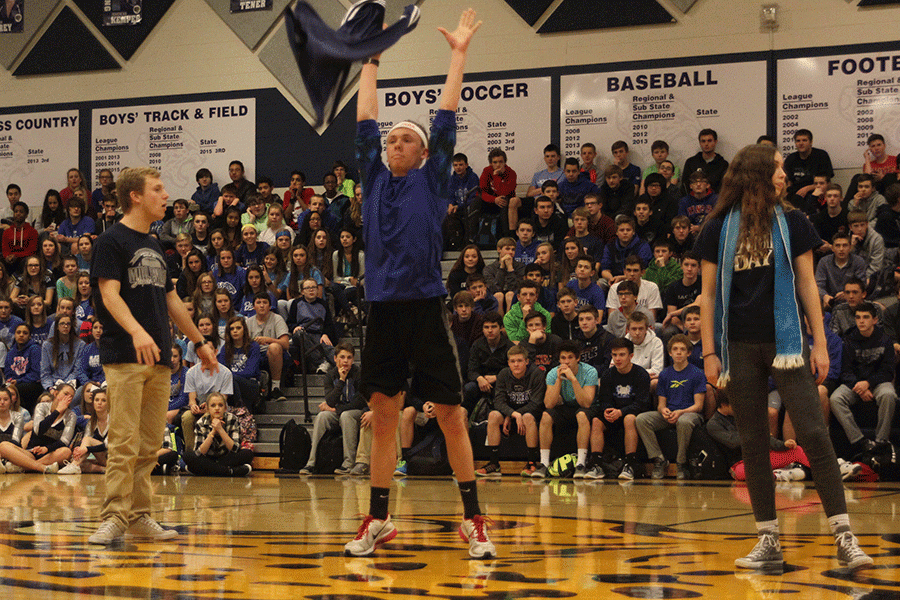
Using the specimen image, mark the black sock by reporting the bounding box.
[528,447,540,463]
[369,487,390,520]
[489,446,499,465]
[458,480,481,520]
[590,452,602,467]
[401,447,411,462]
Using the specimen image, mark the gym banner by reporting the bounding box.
[0,0,23,33]
[231,0,272,12]
[560,60,767,170]
[0,110,79,211]
[377,77,552,178]
[103,0,141,26]
[777,50,900,169]
[91,98,256,200]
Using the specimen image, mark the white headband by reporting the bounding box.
[387,121,428,148]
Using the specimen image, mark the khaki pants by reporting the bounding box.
[355,412,401,465]
[101,363,169,528]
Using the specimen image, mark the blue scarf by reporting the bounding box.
[714,205,804,386]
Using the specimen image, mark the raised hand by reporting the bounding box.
[437,8,482,53]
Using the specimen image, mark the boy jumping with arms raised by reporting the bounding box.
[347,9,493,559]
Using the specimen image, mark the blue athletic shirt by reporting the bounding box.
[357,109,456,301]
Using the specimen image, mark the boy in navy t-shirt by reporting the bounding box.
[348,9,493,560]
[588,336,651,480]
[612,140,642,195]
[89,167,216,545]
[635,334,706,479]
[514,219,539,266]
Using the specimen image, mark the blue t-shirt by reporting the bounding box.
[357,109,456,302]
[546,362,599,407]
[657,363,706,411]
[566,279,606,311]
[622,163,642,189]
[530,168,564,190]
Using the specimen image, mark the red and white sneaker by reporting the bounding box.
[344,515,397,556]
[459,515,496,559]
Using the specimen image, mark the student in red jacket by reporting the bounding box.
[2,202,38,274]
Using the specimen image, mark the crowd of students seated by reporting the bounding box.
[2,126,898,480]
[0,159,364,477]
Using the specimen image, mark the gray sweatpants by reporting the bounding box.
[726,341,847,523]
[305,409,364,470]
[829,382,897,444]
[635,410,703,464]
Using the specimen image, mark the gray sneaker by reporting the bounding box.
[584,465,605,480]
[618,463,634,480]
[298,465,313,475]
[651,458,669,479]
[835,531,874,570]
[531,463,549,479]
[573,464,587,479]
[349,462,369,477]
[126,514,178,540]
[676,464,689,480]
[334,464,352,475]
[88,519,127,545]
[734,532,783,569]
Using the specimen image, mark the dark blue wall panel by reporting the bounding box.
[72,0,176,60]
[14,7,119,76]
[502,0,555,26]
[538,0,673,33]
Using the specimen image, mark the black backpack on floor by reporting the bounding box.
[407,430,453,476]
[687,425,730,480]
[314,427,344,474]
[277,419,312,474]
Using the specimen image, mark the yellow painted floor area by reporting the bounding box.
[0,473,898,599]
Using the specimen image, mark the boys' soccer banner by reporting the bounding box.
[0,0,24,33]
[777,50,900,169]
[91,98,255,200]
[377,76,551,179]
[231,0,272,12]
[103,0,141,26]
[560,60,767,172]
[0,110,79,211]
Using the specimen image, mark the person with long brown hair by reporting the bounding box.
[40,314,84,391]
[697,143,872,571]
[218,315,261,413]
[446,244,484,299]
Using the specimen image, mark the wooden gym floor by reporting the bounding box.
[0,473,898,599]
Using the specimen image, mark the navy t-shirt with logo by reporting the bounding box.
[696,208,820,343]
[92,222,174,365]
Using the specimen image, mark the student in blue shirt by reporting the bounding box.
[345,9,493,561]
[566,255,606,313]
[534,339,599,479]
[635,334,706,480]
[513,219,539,266]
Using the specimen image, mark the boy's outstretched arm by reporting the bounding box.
[357,53,380,123]
[357,9,481,122]
[438,8,481,112]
